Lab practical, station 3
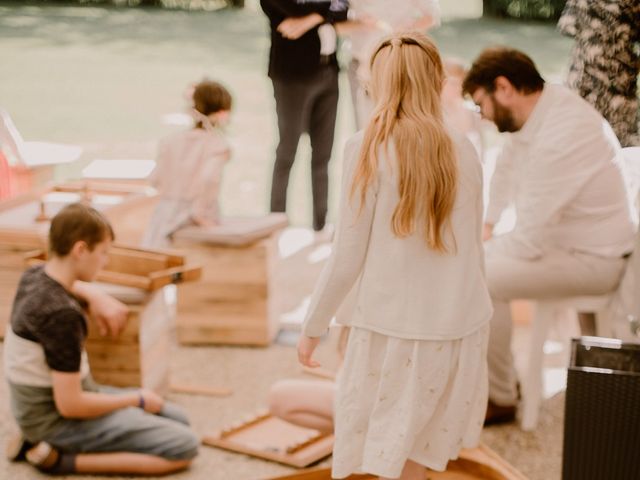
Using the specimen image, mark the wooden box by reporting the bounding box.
[266,444,527,480]
[85,285,173,394]
[171,215,287,346]
[7,246,201,394]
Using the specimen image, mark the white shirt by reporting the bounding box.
[303,129,493,340]
[487,84,637,260]
[348,0,441,62]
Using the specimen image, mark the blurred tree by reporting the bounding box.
[483,0,567,20]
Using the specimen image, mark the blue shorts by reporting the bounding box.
[44,394,199,461]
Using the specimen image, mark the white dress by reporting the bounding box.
[332,325,489,478]
[142,128,230,248]
[302,130,492,478]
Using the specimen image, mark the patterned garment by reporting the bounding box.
[558,0,640,147]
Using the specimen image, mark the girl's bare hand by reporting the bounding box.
[297,335,321,368]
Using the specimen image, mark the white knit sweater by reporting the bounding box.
[303,129,493,340]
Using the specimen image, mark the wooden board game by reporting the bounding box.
[171,214,288,346]
[202,411,334,468]
[266,444,527,480]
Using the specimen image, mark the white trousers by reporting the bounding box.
[485,237,627,405]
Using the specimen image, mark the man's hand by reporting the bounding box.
[72,281,129,337]
[297,335,321,368]
[139,389,164,414]
[483,222,494,242]
[277,13,324,40]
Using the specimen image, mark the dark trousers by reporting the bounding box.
[271,66,339,231]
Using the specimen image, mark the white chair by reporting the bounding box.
[0,108,82,168]
[519,146,640,431]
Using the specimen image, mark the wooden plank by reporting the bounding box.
[90,370,141,388]
[0,228,45,248]
[264,444,527,480]
[85,343,141,371]
[86,310,141,343]
[170,383,233,397]
[177,324,271,346]
[148,264,202,291]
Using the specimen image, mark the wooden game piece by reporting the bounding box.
[34,200,48,222]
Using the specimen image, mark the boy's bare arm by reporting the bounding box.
[71,281,128,337]
[52,371,163,419]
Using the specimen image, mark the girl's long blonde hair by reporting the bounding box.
[351,32,457,252]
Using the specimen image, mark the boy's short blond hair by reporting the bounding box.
[49,203,114,256]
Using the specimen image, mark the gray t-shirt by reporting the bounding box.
[4,265,94,442]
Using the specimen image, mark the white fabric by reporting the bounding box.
[142,128,230,248]
[486,84,637,260]
[318,23,337,55]
[303,129,493,340]
[332,324,489,478]
[4,328,91,388]
[348,0,441,62]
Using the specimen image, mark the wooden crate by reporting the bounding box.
[5,246,201,393]
[265,444,527,480]
[85,285,173,394]
[171,215,287,346]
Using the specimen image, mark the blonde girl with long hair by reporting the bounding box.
[298,32,493,480]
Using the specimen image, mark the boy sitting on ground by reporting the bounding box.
[4,203,199,475]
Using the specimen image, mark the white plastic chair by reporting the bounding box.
[0,108,82,168]
[520,146,640,431]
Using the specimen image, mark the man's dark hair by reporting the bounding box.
[462,47,545,96]
[49,203,115,256]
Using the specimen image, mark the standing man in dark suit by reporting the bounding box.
[260,0,347,234]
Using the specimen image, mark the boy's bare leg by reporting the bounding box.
[379,460,426,480]
[75,452,191,475]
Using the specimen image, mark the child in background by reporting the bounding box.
[142,79,232,248]
[5,203,198,475]
[442,57,486,161]
[297,32,492,479]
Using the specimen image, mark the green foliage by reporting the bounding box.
[483,0,567,21]
[19,0,239,8]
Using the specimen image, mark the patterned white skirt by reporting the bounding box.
[332,324,489,479]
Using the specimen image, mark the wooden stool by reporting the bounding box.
[171,214,288,346]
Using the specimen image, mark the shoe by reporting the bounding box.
[484,400,517,426]
[25,442,60,471]
[5,433,32,462]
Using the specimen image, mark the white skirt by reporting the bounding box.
[332,324,489,479]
